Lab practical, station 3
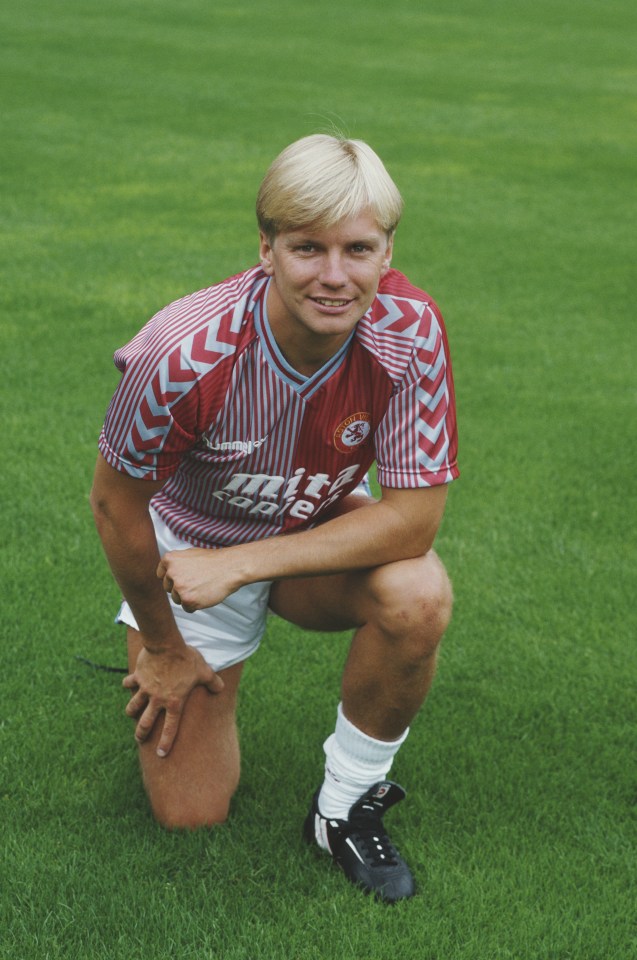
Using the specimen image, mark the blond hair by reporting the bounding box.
[256,134,403,238]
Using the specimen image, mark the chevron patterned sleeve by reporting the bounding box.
[97,270,262,481]
[98,335,202,481]
[374,299,459,489]
[97,292,223,480]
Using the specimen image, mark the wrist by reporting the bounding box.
[141,635,187,656]
[228,539,275,587]
[133,617,187,656]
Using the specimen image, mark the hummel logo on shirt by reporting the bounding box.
[203,436,269,456]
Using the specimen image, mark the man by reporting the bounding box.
[90,134,459,903]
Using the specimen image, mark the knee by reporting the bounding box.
[366,553,453,653]
[144,767,239,830]
[150,792,234,831]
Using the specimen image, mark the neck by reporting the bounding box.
[270,322,350,377]
[265,280,352,377]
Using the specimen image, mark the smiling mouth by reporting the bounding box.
[311,297,352,307]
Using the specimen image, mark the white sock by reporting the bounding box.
[317,703,409,825]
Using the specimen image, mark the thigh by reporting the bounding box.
[268,550,446,633]
[127,628,244,828]
[267,487,380,631]
[268,569,366,632]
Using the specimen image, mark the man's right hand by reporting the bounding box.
[123,644,224,757]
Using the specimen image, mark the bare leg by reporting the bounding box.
[269,550,453,740]
[270,546,451,902]
[341,553,451,738]
[126,627,243,829]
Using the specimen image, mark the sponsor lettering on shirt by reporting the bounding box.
[210,465,361,520]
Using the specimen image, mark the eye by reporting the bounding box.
[295,243,317,254]
[350,243,372,254]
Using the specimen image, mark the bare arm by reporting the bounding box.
[90,454,179,644]
[158,484,448,612]
[90,454,223,755]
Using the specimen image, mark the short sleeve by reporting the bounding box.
[374,299,459,488]
[98,327,201,481]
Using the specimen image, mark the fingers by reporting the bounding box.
[123,674,152,726]
[122,675,165,746]
[133,699,182,757]
[156,556,175,595]
[156,555,192,610]
[122,680,216,758]
[196,656,225,694]
[124,690,146,718]
[123,688,179,756]
[206,672,225,694]
[123,685,161,744]
[135,704,162,746]
[122,648,224,758]
[155,704,183,758]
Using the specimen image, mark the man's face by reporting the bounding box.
[259,210,394,368]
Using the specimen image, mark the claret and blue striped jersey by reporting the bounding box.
[99,266,459,548]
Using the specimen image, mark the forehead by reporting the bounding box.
[279,210,387,244]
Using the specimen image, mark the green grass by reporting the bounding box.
[1,0,636,957]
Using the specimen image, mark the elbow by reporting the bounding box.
[409,532,436,562]
[89,486,108,534]
[392,520,439,564]
[89,482,116,535]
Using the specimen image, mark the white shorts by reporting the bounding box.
[116,508,272,672]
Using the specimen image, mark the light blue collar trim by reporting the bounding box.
[255,280,355,398]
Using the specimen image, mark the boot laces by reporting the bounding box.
[351,802,399,867]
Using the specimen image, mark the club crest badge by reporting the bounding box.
[333,412,372,453]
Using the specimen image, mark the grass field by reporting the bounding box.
[2,0,636,957]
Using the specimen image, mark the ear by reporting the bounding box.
[380,232,395,278]
[259,231,275,276]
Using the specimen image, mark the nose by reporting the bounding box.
[318,251,348,288]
